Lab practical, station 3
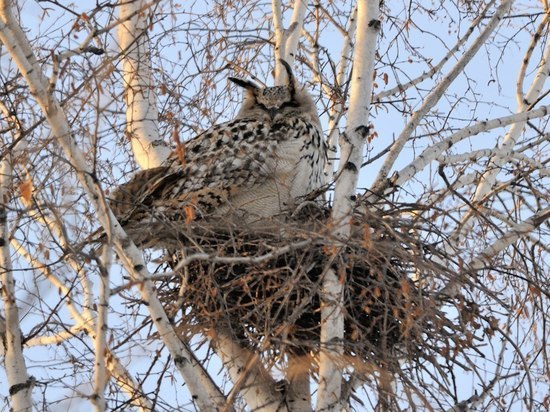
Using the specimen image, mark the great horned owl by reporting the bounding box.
[110,60,326,247]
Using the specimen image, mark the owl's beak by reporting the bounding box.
[268,107,278,120]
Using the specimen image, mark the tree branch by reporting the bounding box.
[285,0,308,62]
[322,5,358,179]
[469,206,550,271]
[118,0,170,169]
[515,13,549,105]
[364,104,550,202]
[272,0,286,84]
[449,26,550,246]
[215,330,285,412]
[92,250,110,412]
[0,116,34,412]
[375,0,497,100]
[370,0,514,190]
[12,239,155,411]
[472,25,550,202]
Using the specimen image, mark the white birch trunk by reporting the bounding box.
[0,154,34,412]
[272,0,287,84]
[118,0,170,169]
[272,0,308,84]
[214,331,285,411]
[0,16,34,407]
[0,314,5,356]
[284,0,307,62]
[92,256,110,412]
[324,6,357,178]
[318,1,380,410]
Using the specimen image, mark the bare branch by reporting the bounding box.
[12,240,154,411]
[375,0,497,100]
[472,29,550,202]
[516,13,550,104]
[215,330,284,412]
[371,0,514,190]
[469,206,550,271]
[365,104,550,201]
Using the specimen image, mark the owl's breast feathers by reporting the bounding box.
[109,116,326,227]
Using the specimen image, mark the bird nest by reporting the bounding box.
[154,202,471,369]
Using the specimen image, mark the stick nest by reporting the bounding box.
[154,202,471,369]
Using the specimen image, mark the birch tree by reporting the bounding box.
[0,0,548,411]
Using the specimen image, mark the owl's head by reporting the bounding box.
[229,60,319,124]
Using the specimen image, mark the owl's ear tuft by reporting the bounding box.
[279,59,296,97]
[229,77,259,92]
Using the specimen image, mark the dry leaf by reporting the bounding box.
[363,224,371,248]
[19,178,33,205]
[184,205,195,224]
[174,126,186,166]
[401,279,411,297]
[322,245,338,256]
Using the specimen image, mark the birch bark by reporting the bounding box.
[317,1,380,410]
[118,0,170,169]
[272,0,308,84]
[0,128,34,412]
[0,26,34,406]
[316,6,357,178]
[215,331,285,412]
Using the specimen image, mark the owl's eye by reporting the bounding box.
[280,100,300,109]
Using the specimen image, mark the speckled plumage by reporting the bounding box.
[110,61,326,243]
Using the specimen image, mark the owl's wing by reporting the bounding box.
[110,118,278,223]
[108,166,182,224]
[166,118,281,203]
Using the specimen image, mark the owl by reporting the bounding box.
[110,60,326,247]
